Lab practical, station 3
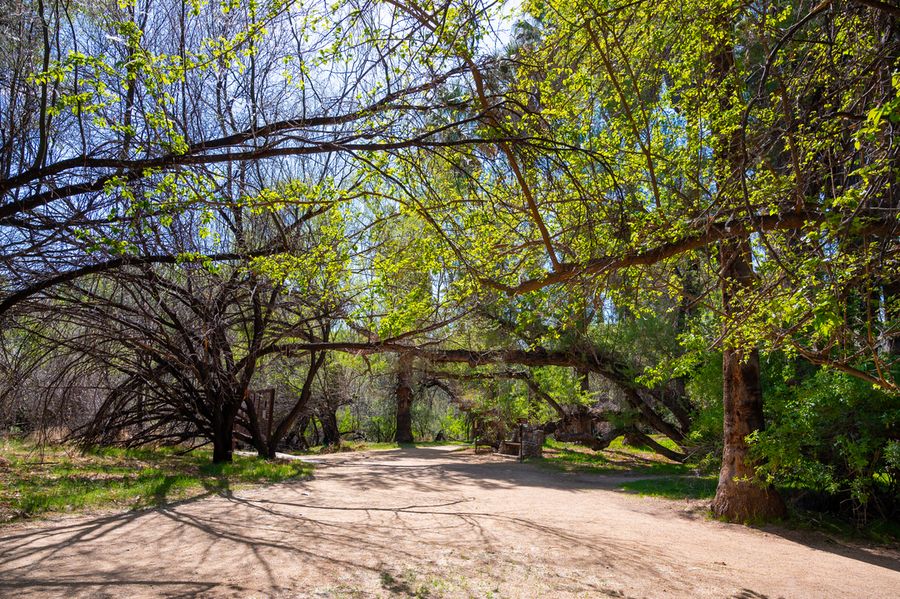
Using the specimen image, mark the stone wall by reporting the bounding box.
[520,426,544,458]
[498,425,544,459]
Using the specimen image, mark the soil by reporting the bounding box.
[1,446,897,598]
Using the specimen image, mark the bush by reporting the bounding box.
[752,363,899,524]
[685,352,724,452]
[362,415,395,443]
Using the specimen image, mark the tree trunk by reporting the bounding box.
[712,239,786,520]
[624,387,685,446]
[395,353,414,443]
[705,7,786,521]
[212,412,235,463]
[263,353,324,458]
[627,429,686,463]
[657,385,692,434]
[320,412,340,446]
[241,392,271,460]
[712,345,785,520]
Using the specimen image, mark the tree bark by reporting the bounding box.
[711,240,786,520]
[320,412,340,447]
[627,429,686,463]
[241,391,271,459]
[212,409,235,463]
[395,353,414,443]
[706,7,786,521]
[257,352,324,459]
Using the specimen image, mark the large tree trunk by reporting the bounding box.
[394,353,414,443]
[712,345,785,519]
[706,7,785,521]
[712,240,786,520]
[320,411,340,446]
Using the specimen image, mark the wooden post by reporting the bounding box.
[266,388,275,443]
[518,423,524,462]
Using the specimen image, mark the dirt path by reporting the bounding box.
[1,446,897,598]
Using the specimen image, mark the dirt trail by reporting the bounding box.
[1,446,897,598]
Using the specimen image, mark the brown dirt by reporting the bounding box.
[0,446,897,598]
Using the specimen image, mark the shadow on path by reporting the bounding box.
[1,446,897,598]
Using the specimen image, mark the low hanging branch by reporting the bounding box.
[271,340,689,449]
[422,366,687,462]
[422,368,568,420]
[0,205,332,317]
[483,211,897,296]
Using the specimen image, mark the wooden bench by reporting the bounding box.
[498,440,523,461]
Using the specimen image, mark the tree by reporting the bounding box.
[14,180,347,462]
[0,0,489,321]
[394,353,415,443]
[383,0,898,519]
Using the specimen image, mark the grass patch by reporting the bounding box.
[619,476,718,499]
[532,436,696,476]
[0,438,312,524]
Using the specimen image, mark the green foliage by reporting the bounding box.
[337,407,357,440]
[438,411,469,441]
[531,366,592,409]
[362,415,396,443]
[4,0,898,542]
[685,352,725,449]
[752,363,899,522]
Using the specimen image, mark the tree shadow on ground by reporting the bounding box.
[310,447,900,574]
[756,524,900,573]
[0,446,896,598]
[0,448,682,597]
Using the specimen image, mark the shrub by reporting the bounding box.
[752,363,899,524]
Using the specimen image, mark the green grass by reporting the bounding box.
[0,438,312,524]
[619,476,719,499]
[531,436,696,476]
